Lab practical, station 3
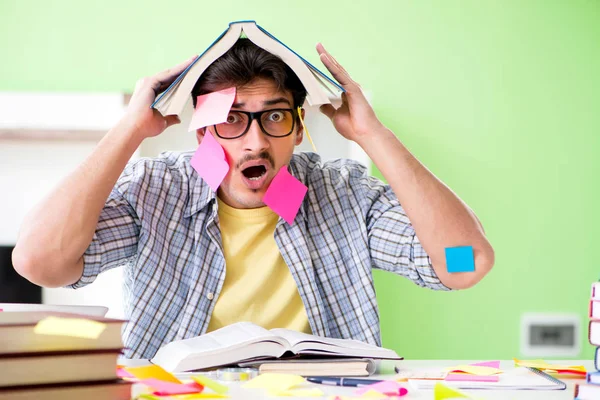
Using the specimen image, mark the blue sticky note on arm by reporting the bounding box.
[445,246,475,273]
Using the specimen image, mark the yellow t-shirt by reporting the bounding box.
[207,198,311,334]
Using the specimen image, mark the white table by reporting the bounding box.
[132,359,593,399]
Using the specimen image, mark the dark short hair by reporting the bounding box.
[191,39,307,109]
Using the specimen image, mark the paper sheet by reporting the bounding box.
[188,87,236,132]
[262,166,307,225]
[33,316,106,339]
[242,373,305,391]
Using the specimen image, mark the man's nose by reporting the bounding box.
[242,119,270,152]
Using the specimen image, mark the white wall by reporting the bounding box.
[0,140,126,318]
[0,92,371,320]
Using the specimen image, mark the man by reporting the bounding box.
[13,39,494,359]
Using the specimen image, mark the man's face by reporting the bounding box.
[196,78,304,209]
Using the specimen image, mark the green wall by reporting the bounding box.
[2,0,599,359]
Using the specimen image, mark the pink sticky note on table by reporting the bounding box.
[190,132,230,192]
[188,87,236,132]
[262,166,307,225]
[141,379,203,396]
[355,380,408,396]
[471,360,501,369]
[116,367,135,379]
[446,374,500,382]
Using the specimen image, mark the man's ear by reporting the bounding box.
[295,108,305,146]
[195,127,206,144]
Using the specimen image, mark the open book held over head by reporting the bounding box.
[152,20,343,117]
[151,322,401,372]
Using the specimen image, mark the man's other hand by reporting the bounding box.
[122,55,197,139]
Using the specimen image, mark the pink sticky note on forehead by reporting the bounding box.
[190,132,230,192]
[262,166,307,225]
[188,87,236,132]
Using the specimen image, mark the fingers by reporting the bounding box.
[319,104,336,119]
[151,55,198,94]
[164,115,182,128]
[316,43,357,91]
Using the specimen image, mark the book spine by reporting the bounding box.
[592,282,600,300]
[590,320,600,346]
[596,347,600,372]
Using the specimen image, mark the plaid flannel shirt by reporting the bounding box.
[70,151,450,358]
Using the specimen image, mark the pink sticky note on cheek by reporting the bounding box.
[262,166,307,225]
[188,87,236,132]
[190,132,230,192]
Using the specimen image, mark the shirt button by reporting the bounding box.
[207,293,214,300]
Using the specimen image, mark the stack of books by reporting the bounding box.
[575,282,600,399]
[0,311,131,400]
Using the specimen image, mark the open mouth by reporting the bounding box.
[242,165,267,181]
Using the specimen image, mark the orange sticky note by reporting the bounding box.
[124,364,181,384]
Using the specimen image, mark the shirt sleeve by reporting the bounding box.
[365,178,452,291]
[67,177,140,289]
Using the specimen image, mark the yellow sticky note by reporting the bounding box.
[434,382,470,400]
[191,375,228,394]
[173,394,228,399]
[242,373,305,392]
[124,365,181,384]
[514,358,585,372]
[270,388,324,397]
[34,316,106,339]
[138,395,161,400]
[448,365,502,376]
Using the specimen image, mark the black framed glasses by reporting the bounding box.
[213,108,299,139]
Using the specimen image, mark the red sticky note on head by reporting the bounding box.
[262,166,307,225]
[188,87,236,132]
[190,132,230,192]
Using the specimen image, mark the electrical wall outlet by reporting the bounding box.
[520,313,581,357]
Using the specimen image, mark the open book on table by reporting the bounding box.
[151,322,401,372]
